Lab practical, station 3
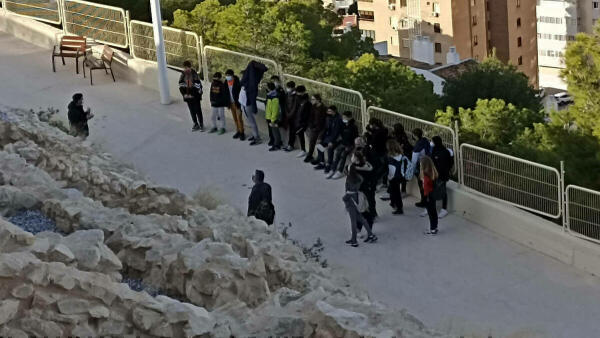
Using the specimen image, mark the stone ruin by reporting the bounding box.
[0,108,447,337]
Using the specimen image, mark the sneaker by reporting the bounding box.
[250,139,262,146]
[331,171,344,180]
[192,124,200,131]
[364,235,378,243]
[296,151,307,158]
[326,171,335,179]
[232,132,240,139]
[345,240,359,247]
[284,145,293,152]
[424,229,438,235]
[304,156,313,163]
[379,193,391,201]
[268,142,274,147]
[420,210,428,217]
[324,166,331,174]
[392,209,404,215]
[311,159,321,166]
[218,128,226,135]
[239,133,246,141]
[199,126,205,132]
[314,163,326,170]
[248,136,255,142]
[415,201,427,208]
[438,209,449,219]
[208,128,218,133]
[268,146,280,152]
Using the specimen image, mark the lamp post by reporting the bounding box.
[150,0,171,104]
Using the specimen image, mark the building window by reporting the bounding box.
[518,56,523,65]
[403,38,410,47]
[434,23,441,33]
[472,15,478,26]
[400,0,407,6]
[389,0,396,4]
[474,35,478,46]
[517,18,521,27]
[361,29,376,39]
[391,36,399,46]
[358,10,375,21]
[516,0,521,8]
[471,0,476,6]
[594,1,599,9]
[435,43,442,53]
[432,2,441,16]
[517,36,522,47]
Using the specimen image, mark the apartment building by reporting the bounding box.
[358,0,539,86]
[537,0,599,89]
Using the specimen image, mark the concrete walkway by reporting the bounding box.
[2,32,600,338]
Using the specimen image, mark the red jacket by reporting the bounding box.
[423,176,434,197]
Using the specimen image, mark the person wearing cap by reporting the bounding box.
[225,69,244,140]
[67,93,93,138]
[248,170,274,225]
[327,111,359,180]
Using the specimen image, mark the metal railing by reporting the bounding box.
[367,106,458,172]
[460,143,562,219]
[62,0,128,48]
[4,0,61,24]
[203,46,280,100]
[284,73,366,131]
[566,185,600,243]
[129,20,201,70]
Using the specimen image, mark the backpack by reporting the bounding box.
[254,200,275,225]
[357,191,369,213]
[389,156,410,181]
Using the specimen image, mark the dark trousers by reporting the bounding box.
[417,177,426,204]
[306,129,321,159]
[401,180,407,193]
[363,183,377,220]
[332,145,352,172]
[388,177,403,211]
[186,99,203,127]
[268,121,282,147]
[288,123,306,151]
[343,193,373,242]
[316,142,336,166]
[426,194,438,231]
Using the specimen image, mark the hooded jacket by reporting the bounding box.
[340,118,359,147]
[309,103,327,132]
[241,61,268,104]
[210,79,230,108]
[293,93,311,129]
[432,145,453,182]
[265,90,281,122]
[178,69,202,102]
[322,113,344,145]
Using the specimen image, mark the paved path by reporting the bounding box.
[2,32,600,338]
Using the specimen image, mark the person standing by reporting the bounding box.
[265,82,283,151]
[343,152,377,247]
[313,106,343,174]
[247,170,275,225]
[420,155,439,235]
[354,137,377,227]
[67,93,93,138]
[409,128,431,208]
[328,111,359,179]
[225,69,244,140]
[179,61,203,131]
[386,139,409,215]
[304,94,327,163]
[287,85,311,156]
[431,135,453,219]
[393,123,413,193]
[240,61,268,145]
[209,72,230,134]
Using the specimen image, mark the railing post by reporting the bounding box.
[454,119,462,186]
[125,10,130,50]
[362,100,368,133]
[561,160,567,232]
[201,45,209,83]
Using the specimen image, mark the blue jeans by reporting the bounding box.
[242,103,260,139]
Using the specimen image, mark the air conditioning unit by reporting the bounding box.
[431,12,439,17]
[389,3,396,10]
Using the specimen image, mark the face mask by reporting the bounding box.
[286,88,293,93]
[430,141,435,148]
[226,76,232,81]
[274,81,280,87]
[343,119,349,123]
[310,99,317,104]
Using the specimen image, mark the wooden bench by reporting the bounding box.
[52,36,87,74]
[83,45,116,86]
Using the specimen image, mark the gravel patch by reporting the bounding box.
[8,209,62,235]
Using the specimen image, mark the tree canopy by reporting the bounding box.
[442,56,541,112]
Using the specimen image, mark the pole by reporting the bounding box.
[150,0,170,105]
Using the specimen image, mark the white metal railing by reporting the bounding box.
[566,185,600,243]
[62,0,128,48]
[367,106,458,173]
[129,20,201,71]
[460,143,562,219]
[4,0,61,25]
[203,46,280,100]
[284,73,366,131]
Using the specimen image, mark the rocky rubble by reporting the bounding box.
[0,108,447,337]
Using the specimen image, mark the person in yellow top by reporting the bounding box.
[265,82,283,151]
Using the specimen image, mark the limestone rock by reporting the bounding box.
[89,305,110,319]
[0,299,20,325]
[19,317,63,337]
[48,243,75,263]
[11,284,34,299]
[57,298,90,315]
[132,306,162,331]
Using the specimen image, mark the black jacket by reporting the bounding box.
[284,91,297,121]
[340,119,359,147]
[225,75,242,108]
[395,132,413,156]
[322,113,344,145]
[178,69,203,102]
[247,182,272,216]
[241,61,268,104]
[432,146,453,182]
[366,126,389,156]
[293,93,311,129]
[67,101,87,125]
[309,104,327,132]
[210,80,230,108]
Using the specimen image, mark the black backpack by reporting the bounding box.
[389,156,409,181]
[254,200,275,225]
